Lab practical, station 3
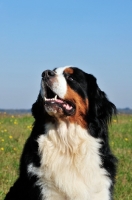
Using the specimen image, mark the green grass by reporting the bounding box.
[109,115,132,199]
[0,113,34,199]
[0,113,132,199]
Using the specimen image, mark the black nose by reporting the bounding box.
[42,70,55,78]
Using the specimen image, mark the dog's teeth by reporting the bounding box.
[44,97,49,101]
[44,95,57,101]
[44,97,47,101]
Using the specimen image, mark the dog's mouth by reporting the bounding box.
[43,84,75,116]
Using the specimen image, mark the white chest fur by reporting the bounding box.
[28,122,111,200]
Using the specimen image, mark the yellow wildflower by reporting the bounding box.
[125,138,128,141]
[27,125,32,130]
[9,135,13,139]
[0,147,4,151]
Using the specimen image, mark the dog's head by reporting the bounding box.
[32,66,116,128]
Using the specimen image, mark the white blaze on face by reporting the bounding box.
[52,66,70,99]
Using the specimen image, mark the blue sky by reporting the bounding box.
[0,0,132,109]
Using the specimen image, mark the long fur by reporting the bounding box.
[5,67,117,200]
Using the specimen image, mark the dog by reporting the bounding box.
[5,66,117,200]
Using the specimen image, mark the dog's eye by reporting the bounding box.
[66,75,74,81]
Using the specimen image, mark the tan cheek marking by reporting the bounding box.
[64,86,89,128]
[64,68,74,74]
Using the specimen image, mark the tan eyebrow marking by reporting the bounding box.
[64,68,74,74]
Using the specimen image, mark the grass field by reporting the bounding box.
[0,113,132,200]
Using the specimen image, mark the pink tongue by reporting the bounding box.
[50,99,72,110]
[55,99,64,103]
[63,104,72,110]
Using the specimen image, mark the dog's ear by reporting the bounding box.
[31,93,45,120]
[86,74,116,125]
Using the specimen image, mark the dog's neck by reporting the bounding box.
[40,121,98,156]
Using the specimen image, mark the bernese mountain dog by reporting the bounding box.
[5,66,117,200]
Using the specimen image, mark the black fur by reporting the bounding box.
[4,67,117,200]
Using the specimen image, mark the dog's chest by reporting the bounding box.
[31,122,111,200]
